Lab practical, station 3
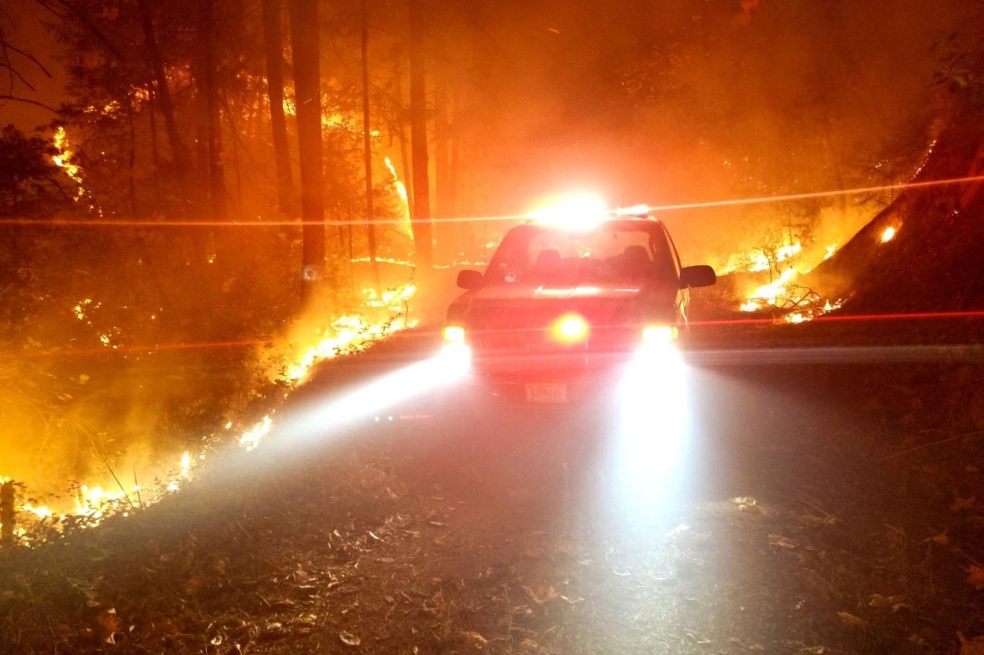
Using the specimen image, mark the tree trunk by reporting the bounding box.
[393,59,414,212]
[261,0,295,216]
[199,0,227,221]
[289,0,326,287]
[361,0,381,290]
[136,0,192,211]
[434,63,450,261]
[408,0,433,270]
[448,92,460,259]
[149,88,161,206]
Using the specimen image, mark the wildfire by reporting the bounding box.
[2,281,419,545]
[52,127,85,200]
[239,415,274,452]
[740,267,798,312]
[881,225,898,242]
[385,157,410,215]
[735,238,845,322]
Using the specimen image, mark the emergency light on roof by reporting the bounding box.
[613,204,651,217]
[527,195,609,230]
[526,196,653,230]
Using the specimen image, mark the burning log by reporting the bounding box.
[1,480,14,546]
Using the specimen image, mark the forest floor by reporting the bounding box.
[3,321,984,655]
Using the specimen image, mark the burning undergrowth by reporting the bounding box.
[708,111,984,325]
[0,221,419,546]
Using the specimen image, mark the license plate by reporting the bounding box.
[525,383,568,404]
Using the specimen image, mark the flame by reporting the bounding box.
[881,226,898,243]
[385,157,410,215]
[775,242,802,262]
[239,415,273,452]
[285,284,417,383]
[735,237,846,322]
[2,280,418,545]
[741,267,798,312]
[52,127,85,200]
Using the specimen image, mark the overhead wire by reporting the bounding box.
[1,174,983,228]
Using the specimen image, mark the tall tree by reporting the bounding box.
[261,0,295,216]
[199,0,227,220]
[135,0,193,209]
[289,0,326,288]
[433,64,451,259]
[407,0,433,270]
[360,0,381,290]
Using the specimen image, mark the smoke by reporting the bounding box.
[443,0,974,268]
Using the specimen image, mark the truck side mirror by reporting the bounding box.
[457,269,483,290]
[680,265,716,289]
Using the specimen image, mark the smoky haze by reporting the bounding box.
[441,0,971,265]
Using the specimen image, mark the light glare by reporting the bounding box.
[527,195,608,230]
[642,325,677,346]
[554,314,589,342]
[443,326,466,344]
[615,343,689,516]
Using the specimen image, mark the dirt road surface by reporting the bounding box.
[3,325,984,655]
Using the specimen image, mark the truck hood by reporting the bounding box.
[470,283,644,302]
[454,282,678,331]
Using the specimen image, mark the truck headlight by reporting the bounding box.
[642,325,678,346]
[443,326,466,344]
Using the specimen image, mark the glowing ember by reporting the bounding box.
[881,226,898,242]
[825,244,838,260]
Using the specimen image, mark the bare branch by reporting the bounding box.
[3,42,53,79]
[35,0,124,62]
[0,94,57,112]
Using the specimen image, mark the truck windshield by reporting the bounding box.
[485,223,678,286]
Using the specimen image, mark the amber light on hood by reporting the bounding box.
[553,314,590,343]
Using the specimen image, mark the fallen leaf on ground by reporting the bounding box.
[959,632,984,655]
[869,594,907,609]
[966,566,984,590]
[339,631,361,647]
[96,608,121,644]
[951,496,976,512]
[768,534,798,550]
[930,532,949,546]
[837,611,864,627]
[461,631,488,649]
[523,586,559,605]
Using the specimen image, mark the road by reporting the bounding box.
[2,325,983,654]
